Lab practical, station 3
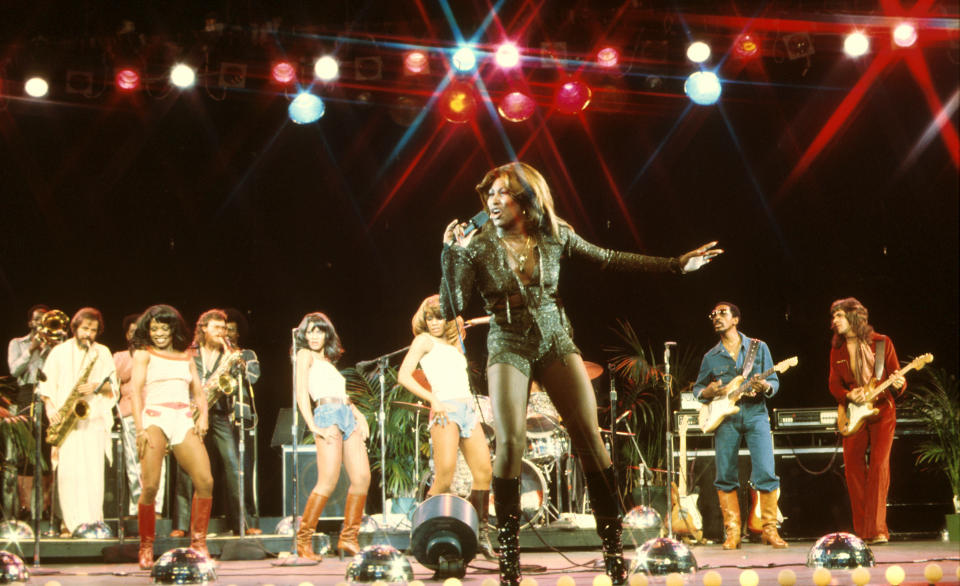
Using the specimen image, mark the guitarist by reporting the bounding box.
[693,302,787,549]
[828,297,905,545]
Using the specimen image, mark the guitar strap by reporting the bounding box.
[873,339,886,379]
[740,339,761,379]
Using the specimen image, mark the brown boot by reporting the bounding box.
[138,503,156,570]
[188,495,214,560]
[717,490,741,550]
[337,493,366,559]
[759,490,787,548]
[469,489,497,560]
[296,492,328,561]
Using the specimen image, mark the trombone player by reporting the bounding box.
[37,307,117,536]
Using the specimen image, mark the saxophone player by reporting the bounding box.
[37,307,117,536]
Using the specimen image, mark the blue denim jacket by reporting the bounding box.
[693,332,779,403]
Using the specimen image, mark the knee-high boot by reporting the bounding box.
[297,492,328,561]
[337,492,366,558]
[717,490,741,550]
[138,503,156,570]
[469,489,497,561]
[584,466,628,585]
[759,491,787,548]
[493,476,522,586]
[188,495,214,560]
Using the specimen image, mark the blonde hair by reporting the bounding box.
[412,295,465,347]
[475,162,569,240]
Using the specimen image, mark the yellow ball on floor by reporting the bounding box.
[593,575,613,586]
[703,569,722,586]
[443,578,462,586]
[739,569,759,586]
[519,577,539,586]
[885,565,906,585]
[629,574,649,586]
[665,572,685,586]
[924,563,943,583]
[777,569,796,585]
[812,567,832,586]
[556,575,577,586]
[850,566,870,585]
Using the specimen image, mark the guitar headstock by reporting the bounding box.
[912,353,934,371]
[775,356,799,373]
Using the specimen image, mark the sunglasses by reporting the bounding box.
[708,308,731,320]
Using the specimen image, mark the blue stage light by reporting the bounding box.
[289,92,325,124]
[684,71,721,106]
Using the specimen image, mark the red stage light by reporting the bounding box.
[439,81,477,124]
[115,68,140,91]
[597,47,620,68]
[734,35,760,58]
[555,80,592,114]
[495,43,521,69]
[272,61,297,84]
[404,51,429,75]
[498,91,536,122]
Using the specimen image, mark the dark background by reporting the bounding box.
[1,1,957,518]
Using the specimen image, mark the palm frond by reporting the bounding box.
[904,367,960,500]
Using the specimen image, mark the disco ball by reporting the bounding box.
[273,515,300,536]
[807,532,875,569]
[633,537,697,575]
[345,544,414,583]
[72,521,113,539]
[624,505,663,543]
[0,551,28,584]
[0,521,33,541]
[151,547,216,584]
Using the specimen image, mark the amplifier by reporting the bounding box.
[774,407,838,429]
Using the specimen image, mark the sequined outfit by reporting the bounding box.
[440,225,681,377]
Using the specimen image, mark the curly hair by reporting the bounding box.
[294,312,344,363]
[131,305,191,352]
[193,309,228,348]
[830,297,874,348]
[475,162,570,240]
[411,295,465,347]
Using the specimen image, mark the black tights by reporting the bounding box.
[489,353,611,479]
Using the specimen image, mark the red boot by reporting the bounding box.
[189,495,214,560]
[138,503,156,570]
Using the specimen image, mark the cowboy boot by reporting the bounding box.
[584,466,628,585]
[188,495,214,560]
[759,491,787,549]
[493,476,522,586]
[469,489,498,561]
[337,492,366,559]
[138,503,156,570]
[717,490,742,550]
[296,491,328,561]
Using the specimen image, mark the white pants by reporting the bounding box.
[56,418,108,534]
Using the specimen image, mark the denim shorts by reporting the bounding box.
[313,402,357,439]
[431,398,478,439]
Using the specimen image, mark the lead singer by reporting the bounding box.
[440,162,721,586]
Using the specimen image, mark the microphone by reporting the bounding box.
[664,340,677,361]
[616,409,632,425]
[462,210,489,236]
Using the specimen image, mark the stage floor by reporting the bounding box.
[12,539,959,585]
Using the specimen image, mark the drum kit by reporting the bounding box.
[394,360,619,529]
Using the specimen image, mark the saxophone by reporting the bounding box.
[201,341,245,412]
[46,349,102,447]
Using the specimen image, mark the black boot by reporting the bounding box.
[492,476,521,586]
[469,489,498,561]
[584,466,628,585]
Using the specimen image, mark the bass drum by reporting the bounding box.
[417,457,548,530]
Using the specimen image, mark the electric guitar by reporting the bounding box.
[671,414,703,542]
[838,353,933,436]
[698,356,799,433]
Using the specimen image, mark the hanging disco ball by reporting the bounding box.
[807,532,875,569]
[345,544,414,583]
[151,547,217,584]
[0,551,28,584]
[633,536,697,575]
[0,521,33,541]
[72,521,114,539]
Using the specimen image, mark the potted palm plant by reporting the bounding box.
[904,367,959,541]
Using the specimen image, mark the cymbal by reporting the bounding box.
[391,401,429,414]
[583,361,604,380]
[598,427,635,437]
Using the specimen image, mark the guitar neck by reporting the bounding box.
[678,418,688,496]
[864,363,914,402]
[732,364,776,400]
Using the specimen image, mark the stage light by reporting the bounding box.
[219,62,247,88]
[288,92,325,124]
[271,61,296,84]
[686,41,711,63]
[783,33,815,60]
[597,47,620,68]
[66,70,94,96]
[439,81,477,124]
[498,91,536,122]
[24,76,49,98]
[404,50,430,75]
[734,34,760,58]
[354,56,382,81]
[844,32,870,57]
[893,22,918,48]
[807,532,875,569]
[555,80,592,114]
[116,68,141,91]
[452,47,477,72]
[410,495,478,579]
[495,42,521,69]
[314,55,339,82]
[170,64,196,88]
[684,71,721,105]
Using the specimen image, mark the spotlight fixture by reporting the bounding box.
[686,41,711,63]
[115,68,141,91]
[314,55,339,82]
[734,34,760,58]
[783,33,815,60]
[271,61,297,85]
[410,494,478,579]
[495,42,521,68]
[451,46,477,72]
[498,90,536,122]
[354,56,382,81]
[24,76,49,98]
[403,50,430,75]
[893,22,918,48]
[288,92,325,124]
[439,81,477,124]
[170,64,196,88]
[555,80,592,114]
[597,46,620,68]
[65,70,94,96]
[218,62,247,88]
[684,71,721,105]
[844,31,870,57]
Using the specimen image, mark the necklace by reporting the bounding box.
[500,234,533,266]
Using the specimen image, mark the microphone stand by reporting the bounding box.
[608,363,618,472]
[663,341,676,538]
[234,361,247,538]
[272,329,317,567]
[32,384,43,566]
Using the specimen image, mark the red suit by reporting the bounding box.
[828,333,903,541]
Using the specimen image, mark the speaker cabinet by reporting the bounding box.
[281,445,349,518]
